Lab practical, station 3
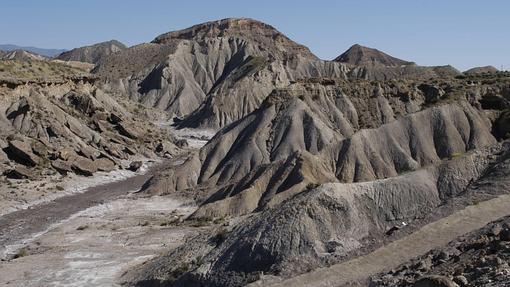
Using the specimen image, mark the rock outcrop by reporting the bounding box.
[133,142,509,287]
[0,49,47,61]
[129,71,510,286]
[464,65,499,75]
[334,45,460,81]
[93,19,466,130]
[56,40,126,64]
[94,18,349,129]
[0,78,179,178]
[373,214,510,287]
[145,76,503,220]
[335,44,414,67]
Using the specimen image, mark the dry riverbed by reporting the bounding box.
[0,128,213,287]
[0,159,153,217]
[0,194,199,287]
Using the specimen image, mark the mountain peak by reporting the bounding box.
[152,18,317,59]
[153,18,276,42]
[335,44,414,67]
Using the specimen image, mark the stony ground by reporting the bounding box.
[371,217,510,287]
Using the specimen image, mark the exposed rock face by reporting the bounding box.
[130,71,510,286]
[0,49,47,61]
[334,45,460,81]
[135,143,509,287]
[128,161,143,172]
[464,65,499,75]
[495,110,510,139]
[145,77,499,220]
[94,18,348,129]
[413,276,459,287]
[0,78,179,177]
[335,44,414,67]
[55,40,126,64]
[373,214,510,287]
[3,165,33,179]
[93,19,464,130]
[152,18,317,59]
[3,139,40,167]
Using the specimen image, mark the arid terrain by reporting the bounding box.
[1,17,509,287]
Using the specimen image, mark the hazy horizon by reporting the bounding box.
[2,0,508,71]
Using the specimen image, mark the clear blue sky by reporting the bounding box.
[1,0,508,71]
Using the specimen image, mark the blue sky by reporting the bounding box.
[1,0,508,70]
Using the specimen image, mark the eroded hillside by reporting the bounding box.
[129,71,510,287]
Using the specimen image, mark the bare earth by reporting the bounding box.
[0,194,197,287]
[0,161,170,258]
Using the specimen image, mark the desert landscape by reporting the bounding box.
[1,2,509,287]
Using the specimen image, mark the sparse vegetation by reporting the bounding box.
[210,227,230,246]
[0,59,89,82]
[76,225,89,230]
[450,152,464,159]
[13,247,29,259]
[306,182,320,190]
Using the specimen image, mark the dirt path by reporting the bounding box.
[0,161,171,258]
[254,193,510,287]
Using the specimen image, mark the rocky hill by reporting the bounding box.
[129,71,510,286]
[464,65,499,75]
[55,40,126,64]
[93,20,464,130]
[0,44,66,58]
[0,59,181,181]
[335,44,414,67]
[334,45,461,81]
[94,18,348,129]
[0,49,47,61]
[2,17,509,287]
[144,74,510,215]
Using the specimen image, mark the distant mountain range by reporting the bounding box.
[0,44,66,58]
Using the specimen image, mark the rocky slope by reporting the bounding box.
[144,74,509,218]
[93,20,465,130]
[372,216,510,287]
[128,71,510,286]
[335,44,414,67]
[0,60,181,181]
[131,141,510,287]
[464,65,499,75]
[56,40,126,64]
[0,44,66,57]
[333,44,461,81]
[94,18,348,129]
[0,49,47,61]
[95,18,466,130]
